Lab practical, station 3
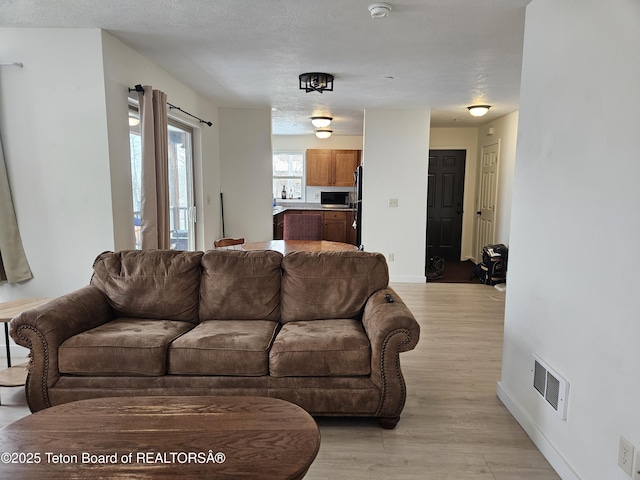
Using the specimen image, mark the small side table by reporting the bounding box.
[0,298,51,401]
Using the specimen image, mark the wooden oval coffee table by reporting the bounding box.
[0,396,320,479]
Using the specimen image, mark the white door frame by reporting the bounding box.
[475,140,501,260]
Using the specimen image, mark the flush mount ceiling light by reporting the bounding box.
[467,105,491,117]
[315,129,333,139]
[369,3,392,18]
[310,116,333,128]
[299,72,334,94]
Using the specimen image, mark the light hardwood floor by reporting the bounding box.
[0,283,559,479]
[306,283,560,480]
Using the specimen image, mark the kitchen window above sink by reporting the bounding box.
[273,151,304,201]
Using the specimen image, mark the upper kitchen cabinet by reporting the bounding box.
[306,149,361,187]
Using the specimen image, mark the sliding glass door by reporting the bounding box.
[167,121,195,250]
[129,109,196,250]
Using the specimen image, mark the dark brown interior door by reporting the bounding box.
[426,149,466,263]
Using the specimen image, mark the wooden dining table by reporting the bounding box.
[242,239,358,255]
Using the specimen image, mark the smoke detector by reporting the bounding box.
[368,3,392,18]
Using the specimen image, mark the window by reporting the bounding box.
[273,152,304,201]
[129,106,196,250]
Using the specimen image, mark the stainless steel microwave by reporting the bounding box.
[320,191,350,208]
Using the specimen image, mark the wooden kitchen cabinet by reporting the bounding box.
[306,150,332,186]
[333,151,360,186]
[323,211,347,243]
[273,211,285,239]
[306,149,361,187]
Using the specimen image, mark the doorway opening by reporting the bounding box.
[426,149,468,280]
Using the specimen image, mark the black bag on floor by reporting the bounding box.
[477,244,508,285]
[482,244,508,269]
[426,256,444,281]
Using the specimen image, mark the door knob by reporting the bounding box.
[476,211,481,215]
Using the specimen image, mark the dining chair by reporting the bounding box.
[283,214,323,240]
[213,237,245,250]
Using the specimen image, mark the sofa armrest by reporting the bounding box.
[9,285,113,411]
[362,287,420,419]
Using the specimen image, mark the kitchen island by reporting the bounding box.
[273,204,357,245]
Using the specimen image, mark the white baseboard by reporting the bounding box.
[496,382,581,480]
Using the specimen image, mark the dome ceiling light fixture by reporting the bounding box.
[467,105,491,117]
[299,72,334,94]
[368,3,392,18]
[310,116,333,128]
[315,129,333,139]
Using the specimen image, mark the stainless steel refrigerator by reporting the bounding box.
[354,165,363,248]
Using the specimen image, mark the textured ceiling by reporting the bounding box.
[0,0,531,135]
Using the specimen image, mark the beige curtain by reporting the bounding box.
[138,86,170,249]
[0,131,32,284]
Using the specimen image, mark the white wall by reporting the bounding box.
[498,2,640,480]
[0,28,114,300]
[272,134,362,151]
[100,31,221,252]
[219,108,273,243]
[429,127,479,261]
[362,109,430,282]
[0,28,223,359]
[0,28,223,305]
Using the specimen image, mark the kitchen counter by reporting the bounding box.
[273,204,354,216]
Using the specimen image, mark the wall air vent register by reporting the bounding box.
[533,354,569,420]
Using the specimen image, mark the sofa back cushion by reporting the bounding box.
[90,250,203,323]
[280,251,389,323]
[200,250,283,321]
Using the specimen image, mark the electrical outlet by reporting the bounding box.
[388,253,394,262]
[634,450,640,480]
[314,193,320,200]
[619,436,635,476]
[388,198,398,207]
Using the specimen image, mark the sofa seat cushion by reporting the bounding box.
[168,320,279,376]
[269,320,371,377]
[58,318,194,376]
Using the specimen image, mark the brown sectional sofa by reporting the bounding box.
[10,249,420,428]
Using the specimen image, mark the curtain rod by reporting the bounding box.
[128,84,213,127]
[0,62,23,68]
[167,103,213,127]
